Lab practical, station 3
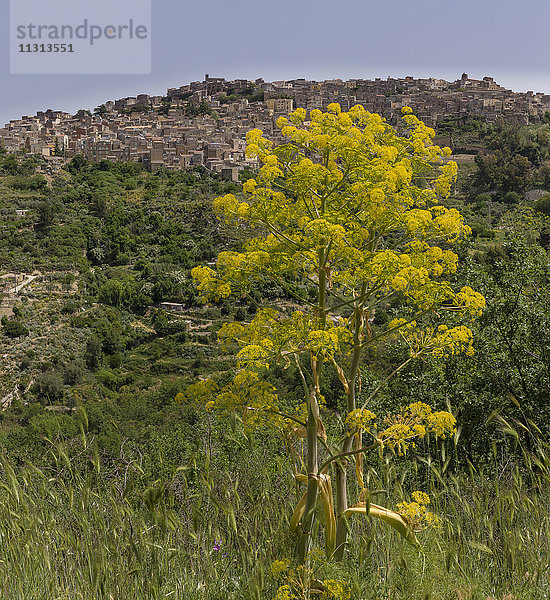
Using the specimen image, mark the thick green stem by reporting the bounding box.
[298,244,328,563]
[334,284,367,559]
[333,464,350,560]
[348,284,367,413]
[298,384,320,563]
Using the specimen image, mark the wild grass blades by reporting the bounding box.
[1,415,550,598]
[0,430,287,600]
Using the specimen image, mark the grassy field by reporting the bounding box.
[1,419,549,600]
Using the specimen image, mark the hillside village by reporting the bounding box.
[2,73,550,179]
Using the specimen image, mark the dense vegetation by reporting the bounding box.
[2,110,550,598]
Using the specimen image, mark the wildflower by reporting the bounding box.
[271,558,290,578]
[322,579,351,600]
[411,491,430,505]
[243,178,257,194]
[397,492,441,530]
[275,585,295,600]
[345,408,376,432]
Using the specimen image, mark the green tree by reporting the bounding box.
[66,155,88,174]
[501,154,532,192]
[188,104,485,562]
[32,371,64,402]
[472,151,532,193]
[83,335,102,370]
[94,104,108,117]
[37,198,57,230]
[1,154,20,176]
[534,192,550,217]
[1,316,29,338]
[53,138,64,157]
[405,225,550,461]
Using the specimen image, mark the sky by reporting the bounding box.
[2,0,550,126]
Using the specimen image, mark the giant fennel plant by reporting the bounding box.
[185,104,485,562]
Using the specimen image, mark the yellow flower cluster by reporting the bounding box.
[455,286,486,317]
[321,579,352,600]
[405,402,457,439]
[176,378,218,407]
[388,318,477,359]
[432,325,475,358]
[397,491,441,530]
[180,369,283,430]
[258,153,284,183]
[345,408,377,432]
[272,561,351,600]
[411,490,430,504]
[275,585,295,600]
[378,401,456,454]
[271,559,291,578]
[406,401,432,420]
[306,329,342,358]
[236,338,274,370]
[426,410,457,437]
[272,554,351,599]
[219,308,352,368]
[213,193,250,222]
[245,127,273,160]
[191,265,232,302]
[379,422,422,453]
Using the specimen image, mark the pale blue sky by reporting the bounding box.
[2,0,550,125]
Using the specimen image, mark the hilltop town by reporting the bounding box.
[2,72,550,178]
